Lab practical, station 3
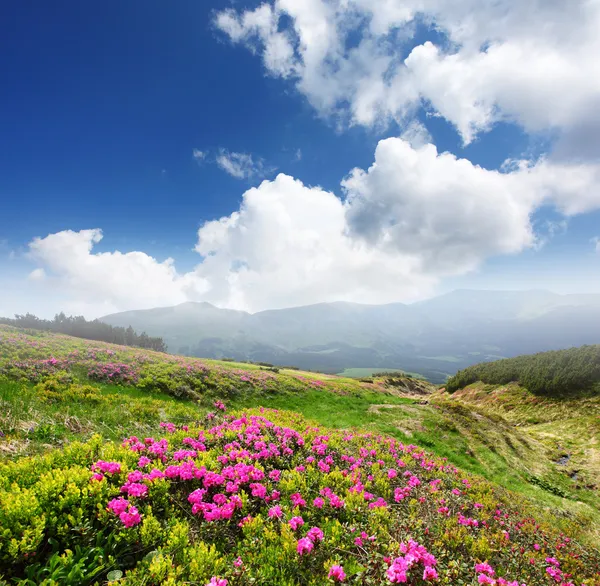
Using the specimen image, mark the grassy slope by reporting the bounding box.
[0,325,413,461]
[4,408,600,585]
[449,382,600,494]
[1,326,599,546]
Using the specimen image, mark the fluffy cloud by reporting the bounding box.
[343,140,600,271]
[22,139,600,317]
[26,229,209,316]
[215,0,600,147]
[193,172,432,310]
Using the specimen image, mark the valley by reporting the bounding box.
[100,290,600,383]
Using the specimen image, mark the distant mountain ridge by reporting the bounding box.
[100,290,600,382]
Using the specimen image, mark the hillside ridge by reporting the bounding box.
[99,290,600,382]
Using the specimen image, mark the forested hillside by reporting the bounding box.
[446,345,600,395]
[0,313,166,351]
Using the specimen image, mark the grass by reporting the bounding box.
[2,375,600,545]
[2,377,599,540]
[230,388,414,431]
[449,382,600,498]
[0,378,209,459]
[1,326,600,546]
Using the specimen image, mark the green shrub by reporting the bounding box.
[34,376,106,405]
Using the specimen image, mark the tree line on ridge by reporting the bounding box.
[0,312,167,352]
[446,345,600,396]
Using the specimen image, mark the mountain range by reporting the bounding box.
[100,289,600,383]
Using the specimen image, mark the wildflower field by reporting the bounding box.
[1,326,600,585]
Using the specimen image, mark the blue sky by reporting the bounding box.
[1,1,599,317]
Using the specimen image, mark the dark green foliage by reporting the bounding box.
[373,371,415,379]
[0,313,166,352]
[446,345,600,396]
[526,475,569,498]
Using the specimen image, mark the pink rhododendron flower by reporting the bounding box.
[107,497,129,515]
[307,527,324,542]
[475,563,495,576]
[268,505,283,519]
[387,541,438,583]
[297,537,314,555]
[328,564,346,581]
[290,492,306,507]
[250,483,267,498]
[289,516,304,530]
[120,482,148,498]
[92,460,121,475]
[119,506,141,528]
[138,456,151,467]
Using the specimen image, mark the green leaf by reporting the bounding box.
[143,550,160,563]
[107,569,123,582]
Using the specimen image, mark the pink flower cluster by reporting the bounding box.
[91,460,121,482]
[86,409,600,584]
[328,564,346,582]
[296,527,324,555]
[475,562,525,586]
[387,540,438,583]
[87,362,139,384]
[107,497,142,528]
[394,471,421,501]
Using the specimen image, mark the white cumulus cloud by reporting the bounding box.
[18,139,600,317]
[26,229,209,317]
[214,0,600,148]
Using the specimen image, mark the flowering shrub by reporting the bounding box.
[0,326,354,402]
[1,407,598,585]
[87,362,140,385]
